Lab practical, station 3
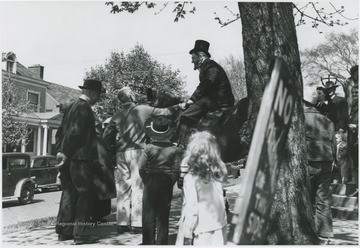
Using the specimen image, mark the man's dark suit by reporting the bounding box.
[55,97,98,237]
[181,58,235,125]
[332,95,349,131]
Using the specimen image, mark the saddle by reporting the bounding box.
[197,107,233,132]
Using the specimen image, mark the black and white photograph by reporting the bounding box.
[1,0,359,246]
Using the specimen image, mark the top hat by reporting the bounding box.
[323,80,339,89]
[189,40,211,57]
[144,115,177,140]
[79,79,106,93]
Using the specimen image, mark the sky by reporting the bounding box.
[1,1,359,94]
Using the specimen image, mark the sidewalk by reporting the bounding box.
[2,184,359,246]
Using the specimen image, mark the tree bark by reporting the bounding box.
[238,2,318,244]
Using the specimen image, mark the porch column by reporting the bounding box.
[21,138,26,153]
[37,126,42,155]
[42,124,48,155]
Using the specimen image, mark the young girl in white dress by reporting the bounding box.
[176,131,228,245]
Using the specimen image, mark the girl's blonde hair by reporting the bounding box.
[181,131,227,182]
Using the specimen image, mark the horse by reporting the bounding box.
[147,89,250,175]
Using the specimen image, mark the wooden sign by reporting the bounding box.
[228,57,297,245]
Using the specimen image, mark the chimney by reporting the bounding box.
[28,64,44,79]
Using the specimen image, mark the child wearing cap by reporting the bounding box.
[138,115,181,245]
[335,130,348,184]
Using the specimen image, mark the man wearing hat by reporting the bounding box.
[103,86,181,235]
[323,80,349,131]
[303,88,335,244]
[138,115,181,245]
[55,79,105,244]
[315,86,338,124]
[179,40,235,144]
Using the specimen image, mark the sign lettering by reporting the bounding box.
[228,58,297,245]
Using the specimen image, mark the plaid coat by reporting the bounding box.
[304,106,335,162]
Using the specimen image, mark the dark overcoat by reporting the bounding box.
[57,98,98,160]
[94,121,116,201]
[332,95,349,131]
[55,98,99,236]
[190,59,234,110]
[56,99,116,200]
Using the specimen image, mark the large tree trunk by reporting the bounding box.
[238,2,318,244]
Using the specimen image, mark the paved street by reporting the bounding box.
[2,189,62,227]
[2,183,359,246]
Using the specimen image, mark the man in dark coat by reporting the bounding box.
[179,40,235,144]
[323,80,349,131]
[315,86,338,125]
[55,79,105,245]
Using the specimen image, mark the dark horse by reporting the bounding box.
[147,89,250,171]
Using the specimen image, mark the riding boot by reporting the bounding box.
[179,124,189,147]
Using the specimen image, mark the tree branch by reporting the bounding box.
[329,3,358,21]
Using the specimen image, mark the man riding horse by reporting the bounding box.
[179,40,235,145]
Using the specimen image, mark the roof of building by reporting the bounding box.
[46,82,81,105]
[20,112,61,120]
[4,52,81,106]
[16,62,42,80]
[17,61,81,104]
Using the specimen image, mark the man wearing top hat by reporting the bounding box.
[55,79,105,244]
[323,80,349,131]
[179,40,235,144]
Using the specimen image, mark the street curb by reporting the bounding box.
[3,216,57,234]
[3,177,240,235]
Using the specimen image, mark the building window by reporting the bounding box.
[25,128,35,153]
[6,61,14,72]
[3,52,17,73]
[28,92,40,112]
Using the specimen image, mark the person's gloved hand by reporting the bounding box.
[185,99,194,108]
[56,152,67,166]
[179,100,194,110]
[179,102,187,110]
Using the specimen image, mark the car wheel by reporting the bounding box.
[18,184,34,204]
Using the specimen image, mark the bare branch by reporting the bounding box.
[154,2,169,15]
[329,3,358,21]
[293,2,355,33]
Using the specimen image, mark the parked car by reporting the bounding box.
[30,155,62,191]
[2,153,36,204]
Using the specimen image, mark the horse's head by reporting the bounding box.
[147,88,183,108]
